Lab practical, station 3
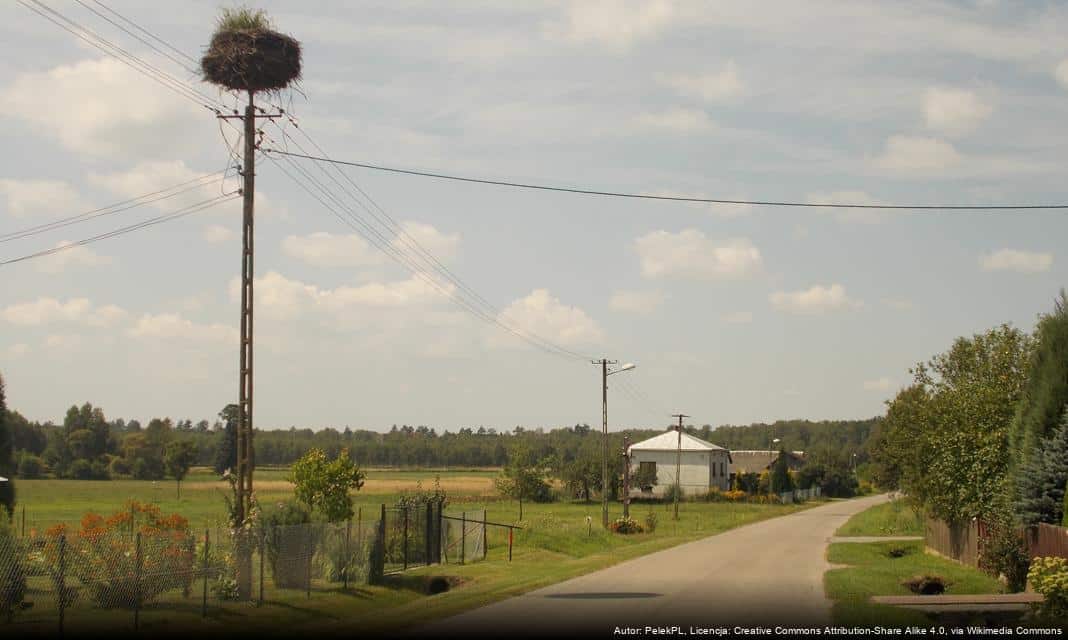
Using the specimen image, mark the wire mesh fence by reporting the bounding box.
[441,510,486,564]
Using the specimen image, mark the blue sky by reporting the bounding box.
[1,1,1066,432]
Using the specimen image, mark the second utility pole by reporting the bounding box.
[672,413,689,521]
[595,358,617,528]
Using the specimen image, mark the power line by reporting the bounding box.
[0,192,239,268]
[73,0,200,76]
[0,172,224,243]
[89,0,200,66]
[264,148,1068,212]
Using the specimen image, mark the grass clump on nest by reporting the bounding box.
[201,7,301,94]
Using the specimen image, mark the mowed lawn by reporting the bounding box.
[835,496,924,537]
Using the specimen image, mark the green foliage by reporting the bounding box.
[644,510,658,533]
[495,444,553,519]
[770,448,794,494]
[662,482,684,504]
[1010,291,1068,469]
[108,456,130,477]
[395,476,448,511]
[632,462,658,492]
[290,448,365,522]
[15,452,43,479]
[68,459,93,480]
[978,498,1031,592]
[560,446,600,501]
[213,404,238,474]
[798,449,859,498]
[215,6,271,31]
[1027,556,1068,620]
[262,499,319,589]
[0,373,14,516]
[871,324,1032,522]
[164,440,198,497]
[1014,408,1068,525]
[0,518,26,618]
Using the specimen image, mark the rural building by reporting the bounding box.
[728,450,806,477]
[627,431,732,497]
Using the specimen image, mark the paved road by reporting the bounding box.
[416,494,890,637]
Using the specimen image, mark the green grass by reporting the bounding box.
[7,468,826,635]
[836,497,924,537]
[825,540,1003,626]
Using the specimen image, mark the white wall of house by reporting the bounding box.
[630,448,731,497]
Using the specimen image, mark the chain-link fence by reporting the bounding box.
[441,510,486,564]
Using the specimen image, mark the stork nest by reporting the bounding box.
[201,27,302,94]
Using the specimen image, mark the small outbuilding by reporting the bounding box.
[627,431,732,498]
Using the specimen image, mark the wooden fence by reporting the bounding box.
[925,517,1068,568]
[925,516,982,567]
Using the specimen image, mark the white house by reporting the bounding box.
[627,431,732,497]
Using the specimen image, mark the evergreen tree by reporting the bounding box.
[770,448,793,494]
[0,373,14,517]
[1010,291,1068,468]
[1014,407,1068,525]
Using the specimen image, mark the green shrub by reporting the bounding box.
[644,511,658,533]
[662,484,684,504]
[978,517,1030,592]
[0,519,27,619]
[89,460,109,480]
[108,457,131,477]
[1027,556,1068,620]
[16,453,43,479]
[262,499,319,589]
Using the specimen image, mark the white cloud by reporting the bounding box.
[86,304,128,328]
[3,298,91,325]
[35,241,112,274]
[923,87,992,137]
[397,221,460,262]
[8,343,30,357]
[634,230,762,280]
[980,249,1053,273]
[805,190,888,224]
[769,284,862,314]
[282,232,383,268]
[552,0,675,49]
[609,290,664,313]
[128,313,237,343]
[494,289,603,348]
[1055,59,1068,89]
[658,60,743,102]
[863,377,896,392]
[721,311,753,324]
[231,271,452,319]
[0,179,85,217]
[0,58,205,158]
[203,225,234,244]
[634,108,714,133]
[873,135,961,172]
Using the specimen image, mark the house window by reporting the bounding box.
[720,462,725,476]
[639,461,656,491]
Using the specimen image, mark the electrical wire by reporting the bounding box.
[263,148,1068,212]
[73,0,200,76]
[0,172,225,243]
[0,192,239,268]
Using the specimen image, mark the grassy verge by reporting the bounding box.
[825,540,1003,626]
[8,499,822,635]
[836,497,923,537]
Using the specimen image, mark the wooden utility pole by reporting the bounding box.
[622,436,631,519]
[672,413,689,521]
[592,358,617,528]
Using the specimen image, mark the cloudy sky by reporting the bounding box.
[2,1,1067,432]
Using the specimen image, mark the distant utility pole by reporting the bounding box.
[592,359,636,528]
[622,436,631,519]
[672,413,689,521]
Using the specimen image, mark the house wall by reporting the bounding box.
[629,449,730,497]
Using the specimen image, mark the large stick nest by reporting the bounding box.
[201,27,302,94]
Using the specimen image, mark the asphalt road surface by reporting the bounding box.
[415,493,890,637]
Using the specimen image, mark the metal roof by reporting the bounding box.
[628,431,728,453]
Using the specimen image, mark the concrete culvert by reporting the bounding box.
[903,575,948,595]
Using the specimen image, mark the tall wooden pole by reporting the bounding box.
[622,436,631,519]
[672,413,689,521]
[601,359,608,528]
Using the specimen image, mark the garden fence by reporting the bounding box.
[0,499,523,635]
[777,486,822,504]
[925,516,1068,569]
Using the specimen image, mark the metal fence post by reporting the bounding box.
[402,506,409,571]
[305,525,312,599]
[134,531,142,631]
[58,533,66,637]
[344,517,352,590]
[259,526,265,606]
[202,529,209,619]
[425,502,432,566]
[357,507,362,552]
[483,511,487,560]
[508,526,513,562]
[460,512,466,565]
